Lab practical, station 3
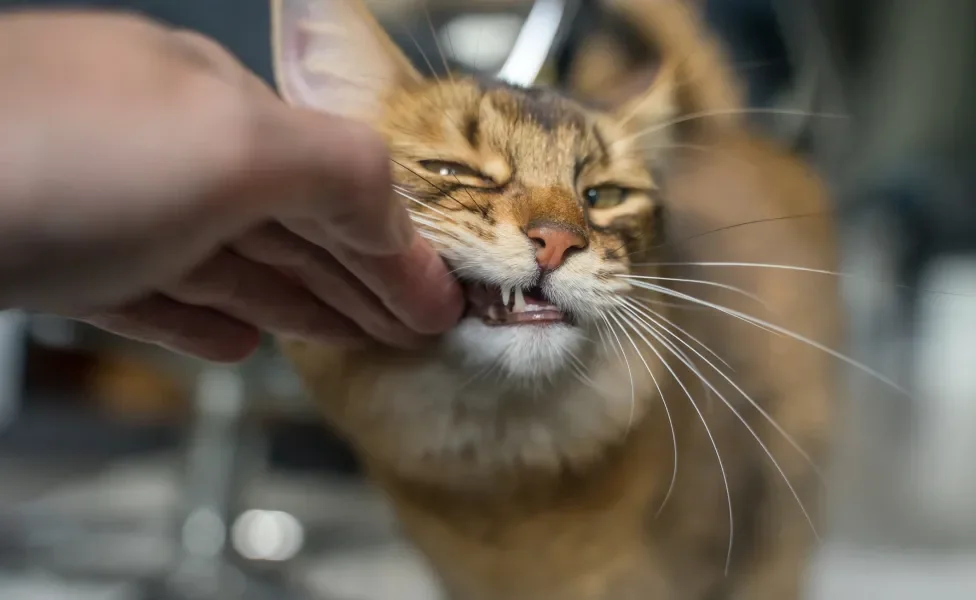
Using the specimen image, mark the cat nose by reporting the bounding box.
[527,225,587,271]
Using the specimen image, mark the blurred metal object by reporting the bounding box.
[382,0,584,83]
[496,0,573,86]
[148,360,318,600]
[167,366,254,598]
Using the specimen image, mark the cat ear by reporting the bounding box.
[270,0,422,121]
[567,0,741,168]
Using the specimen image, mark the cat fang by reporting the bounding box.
[464,282,572,326]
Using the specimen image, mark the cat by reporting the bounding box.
[272,0,839,598]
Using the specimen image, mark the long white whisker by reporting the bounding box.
[633,261,975,299]
[635,298,713,311]
[628,297,734,371]
[407,212,448,229]
[617,273,773,313]
[623,297,824,481]
[625,279,780,337]
[595,319,616,358]
[601,314,638,433]
[393,186,460,222]
[623,279,907,394]
[415,232,460,249]
[407,213,468,241]
[604,312,678,516]
[617,302,819,545]
[609,308,732,571]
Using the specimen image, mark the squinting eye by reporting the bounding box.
[419,160,486,180]
[584,186,627,209]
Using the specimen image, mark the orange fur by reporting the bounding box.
[273,1,838,598]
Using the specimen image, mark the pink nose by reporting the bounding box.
[527,225,587,271]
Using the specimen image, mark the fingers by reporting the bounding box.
[163,248,371,346]
[327,234,466,335]
[232,223,428,347]
[252,105,414,257]
[245,106,464,335]
[84,294,260,363]
[196,71,465,337]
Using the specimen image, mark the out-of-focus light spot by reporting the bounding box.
[182,507,226,557]
[231,509,305,562]
[440,14,525,71]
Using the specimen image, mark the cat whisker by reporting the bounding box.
[445,264,477,278]
[394,185,462,222]
[406,211,447,229]
[616,107,848,147]
[623,297,824,482]
[415,230,457,248]
[406,210,468,240]
[631,298,713,311]
[566,351,603,394]
[457,358,505,393]
[623,278,906,394]
[599,314,638,433]
[390,161,471,212]
[609,308,731,571]
[628,296,733,371]
[399,25,441,84]
[625,279,779,337]
[639,212,831,257]
[617,273,773,313]
[616,302,820,547]
[604,312,679,521]
[632,260,976,299]
[645,142,765,172]
[451,172,491,215]
[595,318,619,360]
[617,56,792,128]
[422,4,455,84]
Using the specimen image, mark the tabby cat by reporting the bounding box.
[273,0,839,598]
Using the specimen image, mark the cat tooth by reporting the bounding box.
[513,287,527,312]
[501,285,512,308]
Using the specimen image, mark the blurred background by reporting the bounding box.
[1,0,975,599]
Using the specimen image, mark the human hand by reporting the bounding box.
[0,11,463,361]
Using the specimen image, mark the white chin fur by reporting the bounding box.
[444,318,587,382]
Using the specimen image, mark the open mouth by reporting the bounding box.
[464,283,570,326]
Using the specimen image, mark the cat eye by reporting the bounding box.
[419,160,487,182]
[584,186,627,209]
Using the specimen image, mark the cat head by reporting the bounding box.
[272,0,740,385]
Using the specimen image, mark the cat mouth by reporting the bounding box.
[463,283,570,326]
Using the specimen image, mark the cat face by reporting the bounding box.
[271,0,696,384]
[383,79,661,380]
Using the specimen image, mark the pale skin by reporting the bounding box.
[0,10,464,361]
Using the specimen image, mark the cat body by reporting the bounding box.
[273,1,838,598]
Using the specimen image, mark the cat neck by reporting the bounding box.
[343,336,673,490]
